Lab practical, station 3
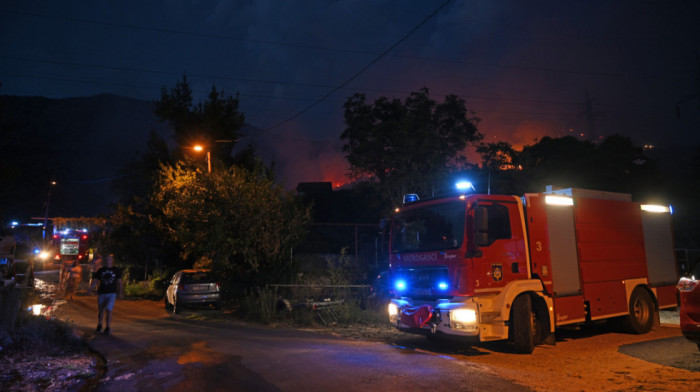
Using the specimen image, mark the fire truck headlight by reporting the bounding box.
[451,309,477,324]
[39,251,50,260]
[388,303,398,317]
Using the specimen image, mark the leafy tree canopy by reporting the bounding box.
[341,87,482,204]
[153,75,245,164]
[475,135,659,197]
[151,162,311,295]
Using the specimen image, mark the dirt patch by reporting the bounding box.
[0,326,103,391]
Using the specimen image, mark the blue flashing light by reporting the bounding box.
[437,282,449,290]
[33,249,40,254]
[403,194,420,205]
[669,205,674,215]
[395,279,407,291]
[11,221,19,227]
[455,180,475,192]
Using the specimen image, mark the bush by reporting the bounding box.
[238,286,279,324]
[12,312,83,351]
[123,275,167,299]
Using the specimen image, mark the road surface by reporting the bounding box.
[36,270,699,392]
[44,280,529,391]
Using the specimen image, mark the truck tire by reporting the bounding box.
[512,294,535,354]
[622,287,654,334]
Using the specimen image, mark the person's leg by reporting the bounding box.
[103,293,116,334]
[96,298,104,332]
[105,310,112,333]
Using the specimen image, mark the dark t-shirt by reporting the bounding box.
[92,266,122,294]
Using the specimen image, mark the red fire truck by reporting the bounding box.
[387,186,678,353]
[51,228,89,265]
[49,228,90,293]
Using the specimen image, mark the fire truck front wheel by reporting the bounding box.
[622,287,654,334]
[511,294,536,354]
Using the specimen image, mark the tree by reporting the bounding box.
[341,88,482,205]
[518,136,597,191]
[153,75,246,165]
[476,141,524,195]
[516,135,659,195]
[109,76,253,272]
[151,163,311,296]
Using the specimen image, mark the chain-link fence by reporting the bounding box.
[295,222,389,280]
[676,248,700,276]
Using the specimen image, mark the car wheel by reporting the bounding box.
[164,296,171,309]
[173,298,181,314]
[622,287,654,334]
[512,294,535,354]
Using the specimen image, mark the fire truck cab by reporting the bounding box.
[387,186,678,353]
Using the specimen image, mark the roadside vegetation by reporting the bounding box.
[119,251,389,329]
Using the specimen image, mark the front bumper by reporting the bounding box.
[389,297,480,339]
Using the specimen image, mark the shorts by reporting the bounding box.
[97,293,117,311]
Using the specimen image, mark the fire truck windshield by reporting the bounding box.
[391,200,465,253]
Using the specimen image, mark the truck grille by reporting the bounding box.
[394,266,450,299]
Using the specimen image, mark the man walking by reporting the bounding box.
[86,254,123,335]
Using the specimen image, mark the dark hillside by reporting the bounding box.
[0,94,170,221]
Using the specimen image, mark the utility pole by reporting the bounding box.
[43,181,56,248]
[582,90,598,142]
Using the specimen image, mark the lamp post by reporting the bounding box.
[193,145,211,173]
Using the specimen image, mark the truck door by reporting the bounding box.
[469,199,527,292]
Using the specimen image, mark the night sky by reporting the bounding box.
[1,0,699,187]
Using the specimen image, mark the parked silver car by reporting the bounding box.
[165,269,221,313]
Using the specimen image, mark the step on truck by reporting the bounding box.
[387,186,679,353]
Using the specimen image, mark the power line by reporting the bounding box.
[262,0,454,132]
[2,9,690,82]
[1,67,670,115]
[0,9,376,57]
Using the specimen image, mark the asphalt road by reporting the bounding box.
[52,298,532,391]
[35,270,699,391]
[33,269,528,392]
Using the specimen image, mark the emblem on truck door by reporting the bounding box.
[492,264,503,282]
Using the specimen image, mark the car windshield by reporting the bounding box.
[181,271,216,284]
[391,200,465,253]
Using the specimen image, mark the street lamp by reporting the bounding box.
[193,145,211,173]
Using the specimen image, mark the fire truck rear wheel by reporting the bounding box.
[623,287,654,334]
[512,294,535,354]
